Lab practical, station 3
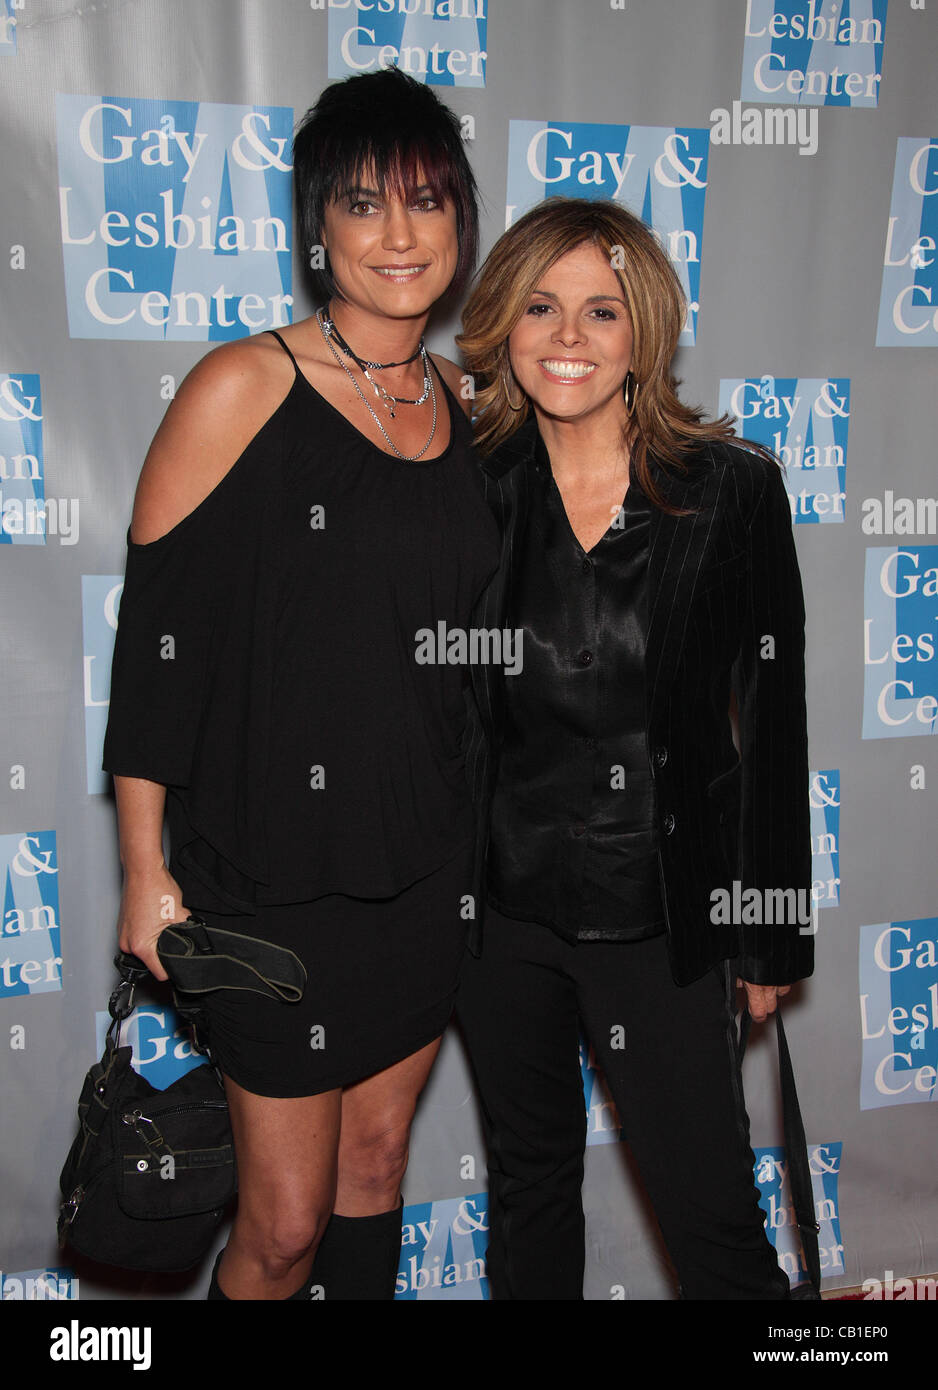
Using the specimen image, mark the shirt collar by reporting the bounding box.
[477,412,712,497]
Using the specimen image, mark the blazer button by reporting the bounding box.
[581,558,592,575]
[653,746,668,769]
[572,823,587,837]
[662,812,676,836]
[577,650,594,666]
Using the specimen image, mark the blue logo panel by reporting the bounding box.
[0,1267,79,1300]
[94,1004,207,1090]
[0,373,44,546]
[877,138,938,347]
[580,1034,624,1147]
[0,831,62,1000]
[863,546,938,739]
[329,0,487,86]
[741,0,887,108]
[395,1193,489,1299]
[718,376,849,524]
[809,769,840,911]
[1,0,16,56]
[56,95,293,341]
[860,918,938,1109]
[506,121,709,346]
[754,1142,844,1286]
[82,576,124,795]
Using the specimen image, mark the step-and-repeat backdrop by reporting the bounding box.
[1,0,936,1302]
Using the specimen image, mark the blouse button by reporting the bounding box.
[577,650,594,667]
[581,558,592,575]
[572,823,587,837]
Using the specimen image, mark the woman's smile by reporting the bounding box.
[369,262,431,281]
[537,357,598,382]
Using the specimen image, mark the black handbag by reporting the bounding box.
[57,917,306,1273]
[57,946,237,1272]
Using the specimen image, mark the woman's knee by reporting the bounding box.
[340,1119,412,1195]
[234,1194,332,1272]
[223,1077,342,1263]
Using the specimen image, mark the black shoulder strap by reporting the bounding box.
[266,329,300,375]
[739,1008,821,1297]
[427,354,466,419]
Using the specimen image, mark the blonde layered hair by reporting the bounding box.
[457,198,743,508]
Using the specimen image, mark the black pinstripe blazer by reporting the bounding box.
[462,417,813,988]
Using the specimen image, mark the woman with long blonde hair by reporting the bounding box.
[456,197,812,1299]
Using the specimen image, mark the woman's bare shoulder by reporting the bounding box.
[130,333,295,544]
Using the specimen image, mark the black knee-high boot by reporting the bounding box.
[307,1201,404,1300]
[206,1247,311,1301]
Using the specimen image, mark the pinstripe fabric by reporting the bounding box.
[463,418,813,988]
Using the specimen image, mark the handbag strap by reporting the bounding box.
[106,951,151,1045]
[154,918,307,1003]
[738,1007,821,1295]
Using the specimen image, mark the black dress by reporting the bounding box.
[103,330,500,1096]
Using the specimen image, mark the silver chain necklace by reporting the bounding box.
[320,314,431,415]
[316,307,438,462]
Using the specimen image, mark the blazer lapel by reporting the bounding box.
[470,420,537,742]
[644,449,725,717]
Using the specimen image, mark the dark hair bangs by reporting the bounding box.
[294,69,479,303]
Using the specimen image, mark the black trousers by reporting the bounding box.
[455,907,789,1300]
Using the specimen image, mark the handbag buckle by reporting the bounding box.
[183,915,214,954]
[122,1108,169,1158]
[107,977,137,1025]
[57,1186,83,1243]
[107,951,150,1027]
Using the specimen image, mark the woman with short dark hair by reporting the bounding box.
[456,196,812,1299]
[103,67,498,1301]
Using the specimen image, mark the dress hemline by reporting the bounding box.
[211,1017,456,1099]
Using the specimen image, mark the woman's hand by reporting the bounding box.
[737,979,790,1022]
[117,864,190,982]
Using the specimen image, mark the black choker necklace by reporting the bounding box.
[320,312,424,371]
[317,307,431,414]
[315,307,438,458]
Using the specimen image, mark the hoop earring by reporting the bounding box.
[623,370,638,416]
[502,366,527,414]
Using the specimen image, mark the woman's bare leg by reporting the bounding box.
[215,1036,445,1299]
[299,1037,445,1299]
[334,1037,443,1213]
[215,1081,342,1299]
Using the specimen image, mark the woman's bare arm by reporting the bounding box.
[110,336,293,975]
[113,775,180,980]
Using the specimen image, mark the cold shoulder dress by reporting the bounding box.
[103,330,500,1096]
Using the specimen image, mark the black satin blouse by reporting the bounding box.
[487,432,665,944]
